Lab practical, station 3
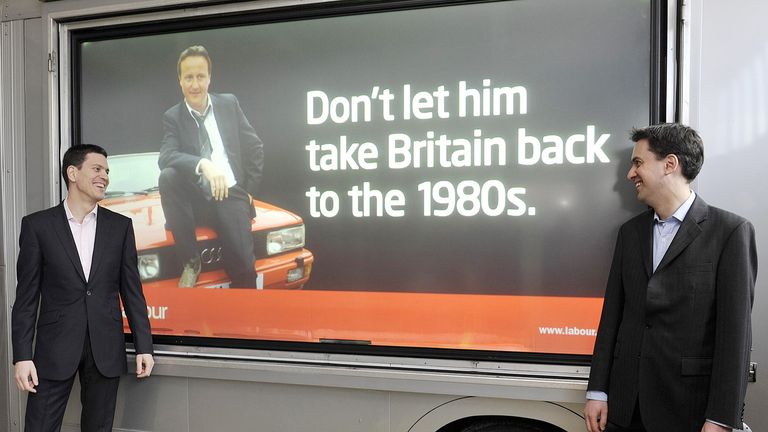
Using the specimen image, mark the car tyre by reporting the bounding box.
[459,419,560,432]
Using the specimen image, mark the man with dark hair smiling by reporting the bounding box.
[585,123,756,432]
[159,45,264,288]
[12,144,154,431]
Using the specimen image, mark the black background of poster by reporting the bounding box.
[78,0,650,296]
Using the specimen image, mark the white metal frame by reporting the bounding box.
[1,19,30,430]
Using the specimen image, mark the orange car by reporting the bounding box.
[102,152,313,290]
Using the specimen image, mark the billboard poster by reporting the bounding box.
[77,0,650,355]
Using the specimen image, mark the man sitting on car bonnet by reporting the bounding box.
[158,45,264,288]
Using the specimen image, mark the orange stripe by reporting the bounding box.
[127,289,603,355]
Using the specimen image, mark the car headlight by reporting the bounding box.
[138,254,160,280]
[266,225,305,255]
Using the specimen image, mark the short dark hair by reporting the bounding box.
[177,45,212,77]
[61,144,108,189]
[630,123,704,181]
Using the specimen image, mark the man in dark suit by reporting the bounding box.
[585,124,756,432]
[158,45,264,288]
[12,144,155,432]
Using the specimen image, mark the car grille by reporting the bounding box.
[140,231,274,281]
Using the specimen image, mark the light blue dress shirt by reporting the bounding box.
[652,191,696,272]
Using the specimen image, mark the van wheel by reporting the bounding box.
[460,419,557,432]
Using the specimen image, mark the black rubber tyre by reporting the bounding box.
[459,419,558,432]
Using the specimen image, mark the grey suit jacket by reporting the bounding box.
[588,196,756,431]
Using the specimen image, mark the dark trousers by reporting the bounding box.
[607,400,646,432]
[159,167,257,287]
[24,331,119,432]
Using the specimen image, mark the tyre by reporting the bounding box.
[459,418,561,432]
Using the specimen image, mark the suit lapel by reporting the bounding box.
[209,93,230,152]
[655,196,708,273]
[178,100,201,155]
[52,203,87,282]
[636,210,654,278]
[88,206,112,282]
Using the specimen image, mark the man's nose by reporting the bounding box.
[627,166,635,181]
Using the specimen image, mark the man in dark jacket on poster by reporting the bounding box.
[159,45,264,288]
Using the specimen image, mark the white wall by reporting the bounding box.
[689,0,768,429]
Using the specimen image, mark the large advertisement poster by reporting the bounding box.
[77,0,650,355]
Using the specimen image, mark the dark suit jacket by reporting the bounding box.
[158,92,264,197]
[588,196,756,431]
[11,203,154,380]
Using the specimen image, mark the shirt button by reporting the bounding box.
[86,290,92,296]
[645,323,652,329]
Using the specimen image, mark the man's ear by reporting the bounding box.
[66,165,77,184]
[664,154,680,175]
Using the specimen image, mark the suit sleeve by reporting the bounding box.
[588,228,626,393]
[119,220,154,355]
[234,97,264,197]
[159,108,202,175]
[706,220,756,427]
[11,216,42,363]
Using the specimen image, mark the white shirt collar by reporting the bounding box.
[64,198,98,223]
[185,95,212,119]
[654,190,696,223]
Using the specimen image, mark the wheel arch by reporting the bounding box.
[407,397,584,432]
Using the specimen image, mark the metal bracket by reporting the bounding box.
[748,362,757,383]
[47,51,56,73]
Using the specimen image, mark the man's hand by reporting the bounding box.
[199,159,228,201]
[15,360,38,393]
[701,422,731,432]
[585,400,608,432]
[136,354,155,378]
